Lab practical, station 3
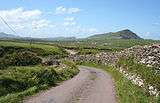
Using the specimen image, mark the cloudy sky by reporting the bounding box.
[0,0,160,39]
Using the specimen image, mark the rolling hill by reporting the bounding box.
[0,32,20,39]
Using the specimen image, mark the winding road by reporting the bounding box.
[24,66,116,103]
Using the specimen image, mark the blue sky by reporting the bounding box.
[0,0,160,39]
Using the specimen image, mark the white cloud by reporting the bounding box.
[0,8,42,23]
[145,32,151,37]
[64,17,74,21]
[55,6,66,14]
[55,6,80,14]
[88,28,98,33]
[0,8,53,37]
[63,21,76,26]
[142,32,160,40]
[68,8,80,14]
[32,19,53,29]
[63,17,76,26]
[0,7,97,38]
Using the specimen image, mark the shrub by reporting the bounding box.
[0,47,4,57]
[0,65,79,97]
[37,68,59,85]
[0,59,8,69]
[4,51,42,66]
[62,59,77,69]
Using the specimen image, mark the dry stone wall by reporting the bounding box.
[69,43,160,70]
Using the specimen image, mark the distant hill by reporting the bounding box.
[0,32,20,39]
[0,32,77,41]
[41,37,77,41]
[87,29,142,40]
[0,29,142,41]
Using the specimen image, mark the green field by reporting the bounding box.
[0,41,67,57]
[2,39,159,53]
[53,39,160,53]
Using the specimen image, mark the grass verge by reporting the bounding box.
[79,62,159,103]
[117,56,160,92]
